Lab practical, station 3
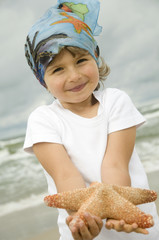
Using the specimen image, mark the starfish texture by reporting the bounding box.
[44,182,157,228]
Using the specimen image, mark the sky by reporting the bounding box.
[0,0,159,140]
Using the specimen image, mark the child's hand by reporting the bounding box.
[105,219,149,235]
[66,212,103,240]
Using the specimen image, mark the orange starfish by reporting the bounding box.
[44,182,157,229]
[50,12,94,41]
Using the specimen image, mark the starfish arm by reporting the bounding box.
[112,185,157,205]
[103,190,154,228]
[44,186,95,210]
[106,195,154,228]
[77,185,154,228]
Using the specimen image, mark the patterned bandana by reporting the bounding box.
[25,0,102,87]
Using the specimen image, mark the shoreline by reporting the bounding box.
[1,171,159,240]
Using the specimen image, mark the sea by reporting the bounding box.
[0,100,159,219]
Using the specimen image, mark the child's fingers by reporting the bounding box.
[66,215,73,226]
[105,219,149,235]
[70,218,93,240]
[134,227,149,235]
[121,223,149,235]
[68,217,83,240]
[71,226,83,240]
[120,222,138,233]
[105,219,120,230]
[78,221,92,239]
[105,219,113,230]
[67,215,91,240]
[67,213,102,240]
[93,215,103,230]
[83,212,103,236]
[106,219,125,231]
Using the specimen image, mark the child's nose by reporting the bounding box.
[68,67,81,82]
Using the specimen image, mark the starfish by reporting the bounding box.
[44,182,157,228]
[50,12,94,41]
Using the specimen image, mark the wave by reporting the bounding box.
[0,136,24,148]
[139,101,159,119]
[0,192,47,217]
[143,109,159,121]
[143,161,159,174]
[0,147,30,166]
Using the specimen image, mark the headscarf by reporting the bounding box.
[25,0,102,87]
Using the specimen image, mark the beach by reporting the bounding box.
[1,171,159,240]
[0,203,60,240]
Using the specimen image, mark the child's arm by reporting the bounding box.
[33,142,85,192]
[101,126,148,235]
[101,126,136,186]
[33,142,103,239]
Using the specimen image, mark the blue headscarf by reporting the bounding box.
[25,0,102,87]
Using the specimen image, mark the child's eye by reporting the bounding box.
[53,67,63,73]
[77,58,87,64]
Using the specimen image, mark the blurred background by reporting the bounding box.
[0,0,159,239]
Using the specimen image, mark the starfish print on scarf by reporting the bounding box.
[50,12,94,41]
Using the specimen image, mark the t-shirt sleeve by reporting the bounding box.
[23,106,62,153]
[107,89,146,134]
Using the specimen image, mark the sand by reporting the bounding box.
[27,227,60,240]
[0,204,59,240]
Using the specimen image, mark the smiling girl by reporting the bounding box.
[24,0,159,239]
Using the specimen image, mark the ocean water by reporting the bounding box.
[0,101,159,218]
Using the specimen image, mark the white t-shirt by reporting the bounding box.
[24,88,159,240]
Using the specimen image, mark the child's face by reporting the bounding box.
[44,48,99,108]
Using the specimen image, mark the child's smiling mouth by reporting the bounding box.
[68,83,87,92]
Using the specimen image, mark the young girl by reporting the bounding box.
[24,0,159,239]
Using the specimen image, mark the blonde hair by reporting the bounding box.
[97,57,110,90]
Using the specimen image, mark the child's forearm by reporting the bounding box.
[101,167,131,186]
[56,174,86,193]
[33,142,86,193]
[101,127,136,187]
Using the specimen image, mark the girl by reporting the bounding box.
[24,0,159,239]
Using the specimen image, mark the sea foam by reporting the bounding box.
[0,193,47,217]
